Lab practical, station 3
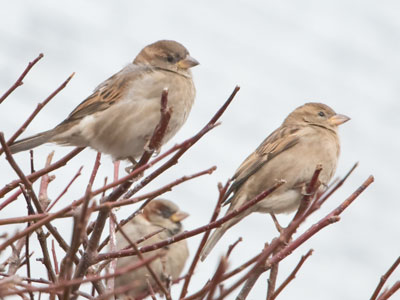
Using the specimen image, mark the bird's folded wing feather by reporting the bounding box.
[58,65,146,126]
[223,126,301,205]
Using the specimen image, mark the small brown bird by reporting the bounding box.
[200,103,350,260]
[9,40,198,161]
[115,199,189,298]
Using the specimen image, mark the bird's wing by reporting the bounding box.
[58,64,147,126]
[223,126,301,205]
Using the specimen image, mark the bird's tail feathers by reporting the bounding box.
[8,130,54,154]
[200,226,227,262]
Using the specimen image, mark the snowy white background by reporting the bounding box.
[1,1,399,299]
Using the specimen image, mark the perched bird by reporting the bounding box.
[115,199,189,298]
[201,103,350,260]
[9,40,198,161]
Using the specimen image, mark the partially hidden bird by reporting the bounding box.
[115,199,189,298]
[9,40,199,161]
[200,103,350,260]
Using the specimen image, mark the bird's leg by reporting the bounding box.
[128,156,138,165]
[269,213,284,234]
[316,182,328,198]
[124,157,138,173]
[301,179,322,196]
[143,139,161,157]
[123,157,144,182]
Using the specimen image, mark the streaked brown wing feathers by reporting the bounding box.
[58,66,140,125]
[223,126,301,204]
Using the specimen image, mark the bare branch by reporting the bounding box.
[0,53,44,104]
[0,147,84,200]
[96,180,284,262]
[371,256,400,300]
[180,180,230,299]
[1,72,75,151]
[69,88,173,297]
[215,175,374,300]
[271,249,313,300]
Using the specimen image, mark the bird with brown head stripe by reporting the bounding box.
[115,199,189,298]
[201,103,350,260]
[9,40,199,162]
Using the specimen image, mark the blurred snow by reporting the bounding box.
[1,1,399,299]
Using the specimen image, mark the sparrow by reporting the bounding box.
[200,103,350,260]
[115,199,189,298]
[8,40,199,161]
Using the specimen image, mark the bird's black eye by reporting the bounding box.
[318,111,325,117]
[166,55,174,63]
[159,207,173,218]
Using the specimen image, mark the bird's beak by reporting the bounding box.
[329,114,350,126]
[170,211,189,223]
[177,55,199,69]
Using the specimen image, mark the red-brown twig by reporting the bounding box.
[46,166,83,212]
[0,134,75,261]
[51,240,59,275]
[2,72,75,150]
[110,213,171,300]
[378,281,400,300]
[69,89,172,297]
[38,151,55,209]
[0,147,84,200]
[237,165,324,300]
[0,165,216,249]
[315,162,358,208]
[185,163,356,300]
[206,257,228,300]
[106,210,117,292]
[293,164,322,221]
[266,259,279,300]
[371,256,400,300]
[0,53,44,104]
[0,189,24,212]
[137,88,171,164]
[0,272,51,285]
[146,278,157,300]
[0,204,73,252]
[96,180,284,263]
[179,181,230,299]
[0,165,217,228]
[97,166,217,252]
[0,254,162,297]
[226,237,243,259]
[270,249,313,300]
[123,85,240,200]
[19,184,58,288]
[23,167,35,300]
[95,227,166,275]
[216,175,374,300]
[181,253,261,300]
[60,153,101,300]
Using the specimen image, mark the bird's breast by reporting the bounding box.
[79,70,195,160]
